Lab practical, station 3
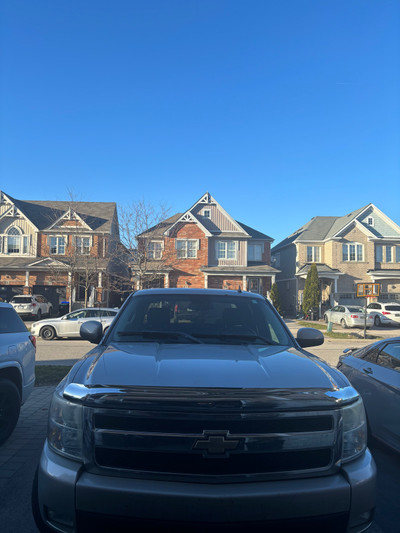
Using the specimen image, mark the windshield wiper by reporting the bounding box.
[193,333,277,345]
[117,330,204,344]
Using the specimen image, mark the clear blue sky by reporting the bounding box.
[1,0,399,244]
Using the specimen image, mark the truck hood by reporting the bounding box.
[76,342,347,391]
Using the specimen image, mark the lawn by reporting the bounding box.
[35,365,71,386]
[296,321,382,340]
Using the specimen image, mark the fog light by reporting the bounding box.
[348,509,374,532]
[45,506,74,532]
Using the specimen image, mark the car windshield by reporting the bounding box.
[11,296,32,303]
[109,293,292,346]
[347,307,364,313]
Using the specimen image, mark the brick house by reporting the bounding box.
[134,192,279,294]
[0,191,124,312]
[271,203,400,316]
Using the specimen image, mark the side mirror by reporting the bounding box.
[80,320,103,344]
[296,327,324,348]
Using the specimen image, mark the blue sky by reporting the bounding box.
[1,0,399,244]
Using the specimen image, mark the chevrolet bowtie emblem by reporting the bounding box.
[193,431,240,458]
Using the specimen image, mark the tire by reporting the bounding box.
[324,314,329,323]
[0,378,21,446]
[32,468,54,533]
[374,316,381,327]
[341,319,348,329]
[36,310,42,321]
[41,326,56,341]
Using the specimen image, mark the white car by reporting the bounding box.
[10,294,53,320]
[30,307,118,340]
[0,302,36,444]
[324,305,374,329]
[367,302,400,327]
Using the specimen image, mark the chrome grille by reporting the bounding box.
[87,408,340,481]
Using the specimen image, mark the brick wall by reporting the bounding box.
[207,276,243,290]
[166,223,208,288]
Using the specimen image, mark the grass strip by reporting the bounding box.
[296,321,383,340]
[35,365,71,386]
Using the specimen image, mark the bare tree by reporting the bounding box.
[115,199,172,291]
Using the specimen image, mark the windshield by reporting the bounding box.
[347,307,364,313]
[11,296,32,304]
[109,293,292,346]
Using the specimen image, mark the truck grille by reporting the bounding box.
[88,408,339,480]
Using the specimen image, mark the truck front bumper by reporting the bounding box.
[36,441,376,533]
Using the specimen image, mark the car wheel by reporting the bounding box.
[36,310,42,321]
[0,378,21,446]
[324,315,329,323]
[32,468,54,533]
[41,326,56,341]
[341,319,348,329]
[374,316,381,327]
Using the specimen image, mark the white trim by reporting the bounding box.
[0,192,39,231]
[47,208,91,231]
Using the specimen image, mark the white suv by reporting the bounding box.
[0,302,36,444]
[367,302,400,327]
[10,294,53,320]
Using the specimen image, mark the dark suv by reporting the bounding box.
[33,289,376,533]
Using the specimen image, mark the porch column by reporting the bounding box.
[164,273,170,288]
[242,276,247,291]
[25,270,29,287]
[204,273,208,288]
[98,272,102,287]
[271,274,276,285]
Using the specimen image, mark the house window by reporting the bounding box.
[386,245,392,262]
[248,244,263,261]
[376,245,383,262]
[306,246,321,262]
[49,236,66,255]
[203,210,211,218]
[75,237,91,254]
[148,241,163,260]
[367,217,374,226]
[176,239,198,259]
[7,227,21,254]
[342,243,364,262]
[396,246,400,263]
[217,241,237,260]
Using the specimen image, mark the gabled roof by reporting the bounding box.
[2,192,116,233]
[139,193,271,241]
[271,203,389,253]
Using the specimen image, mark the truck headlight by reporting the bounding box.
[47,390,84,461]
[341,398,367,462]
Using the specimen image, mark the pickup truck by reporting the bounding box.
[32,289,376,533]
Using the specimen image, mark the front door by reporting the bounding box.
[248,278,260,293]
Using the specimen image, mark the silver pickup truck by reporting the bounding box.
[32,289,376,533]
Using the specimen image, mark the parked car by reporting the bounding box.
[30,307,118,340]
[32,289,376,533]
[10,294,53,320]
[324,305,374,329]
[366,302,400,327]
[337,338,400,453]
[0,302,36,445]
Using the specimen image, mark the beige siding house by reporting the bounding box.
[271,204,400,316]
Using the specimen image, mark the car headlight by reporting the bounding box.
[47,390,84,461]
[341,398,367,462]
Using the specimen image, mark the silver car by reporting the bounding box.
[30,307,118,340]
[0,302,36,444]
[337,338,400,453]
[324,305,374,329]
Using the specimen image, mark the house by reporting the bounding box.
[134,192,279,294]
[0,191,124,312]
[271,203,400,316]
